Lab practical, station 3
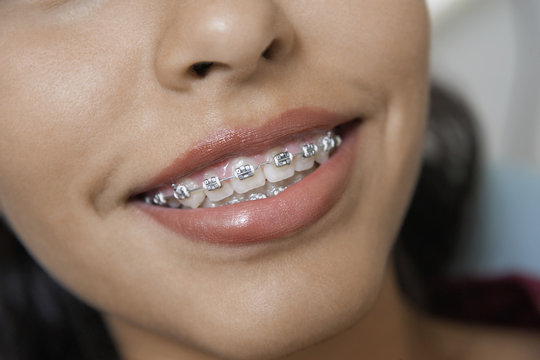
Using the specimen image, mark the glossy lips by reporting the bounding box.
[134,108,360,244]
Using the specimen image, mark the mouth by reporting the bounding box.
[131,108,361,244]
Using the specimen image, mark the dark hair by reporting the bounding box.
[0,222,119,360]
[394,84,480,309]
[0,84,479,360]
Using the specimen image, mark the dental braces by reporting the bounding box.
[148,131,342,207]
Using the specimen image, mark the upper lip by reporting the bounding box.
[131,107,355,197]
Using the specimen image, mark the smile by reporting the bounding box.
[146,131,342,209]
[133,108,361,244]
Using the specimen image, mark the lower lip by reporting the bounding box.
[137,126,359,245]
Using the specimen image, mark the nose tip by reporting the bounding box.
[155,1,295,90]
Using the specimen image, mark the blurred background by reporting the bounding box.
[426,0,540,324]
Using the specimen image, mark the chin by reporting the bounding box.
[196,287,379,360]
[123,253,388,360]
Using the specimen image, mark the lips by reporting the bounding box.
[132,108,360,244]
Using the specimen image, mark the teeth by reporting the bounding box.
[230,157,266,194]
[315,132,335,164]
[294,156,315,171]
[335,134,342,147]
[174,179,205,208]
[152,192,167,206]
[203,173,234,201]
[173,184,190,200]
[315,150,329,164]
[150,130,343,208]
[263,147,295,183]
[322,132,337,152]
[203,176,222,191]
[295,143,317,171]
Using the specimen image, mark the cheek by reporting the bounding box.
[0,19,138,223]
[0,22,144,287]
[0,46,94,242]
[288,0,429,89]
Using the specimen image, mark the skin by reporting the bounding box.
[4,1,536,360]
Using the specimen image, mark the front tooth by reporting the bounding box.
[174,179,205,208]
[263,147,295,183]
[230,157,266,194]
[203,173,233,201]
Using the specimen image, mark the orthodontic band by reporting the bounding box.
[148,131,342,206]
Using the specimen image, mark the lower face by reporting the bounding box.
[0,1,429,359]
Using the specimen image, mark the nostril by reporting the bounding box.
[261,40,278,60]
[190,61,215,77]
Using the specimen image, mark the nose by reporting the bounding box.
[155,0,295,90]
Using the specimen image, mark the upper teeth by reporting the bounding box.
[147,131,341,208]
[302,143,318,158]
[235,164,255,180]
[273,151,293,167]
[203,176,222,191]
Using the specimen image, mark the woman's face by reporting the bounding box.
[0,1,429,359]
